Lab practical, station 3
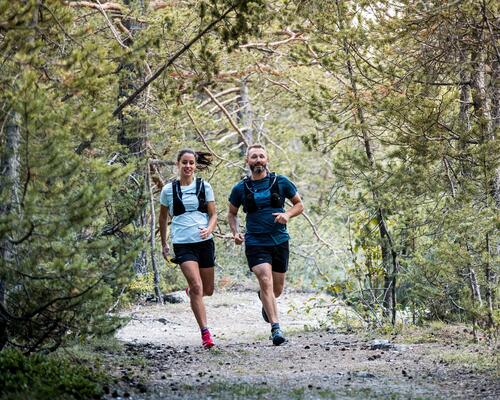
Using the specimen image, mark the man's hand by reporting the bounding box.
[162,244,170,260]
[272,212,290,224]
[233,232,244,245]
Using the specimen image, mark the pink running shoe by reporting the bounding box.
[201,330,215,349]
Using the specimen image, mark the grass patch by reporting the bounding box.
[374,322,479,345]
[438,350,499,373]
[182,382,272,398]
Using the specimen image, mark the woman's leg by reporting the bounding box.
[180,261,207,329]
[199,267,214,296]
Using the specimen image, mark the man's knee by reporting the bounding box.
[189,282,203,297]
[258,274,273,289]
[203,286,214,296]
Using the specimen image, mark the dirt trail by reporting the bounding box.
[109,290,499,400]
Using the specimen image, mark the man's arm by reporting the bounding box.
[227,202,244,245]
[272,193,304,224]
[159,204,170,260]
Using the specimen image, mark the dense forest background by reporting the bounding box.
[0,0,498,357]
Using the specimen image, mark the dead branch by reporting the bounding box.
[239,28,306,50]
[66,1,124,13]
[202,87,250,148]
[181,98,245,171]
[197,87,240,108]
[283,198,336,251]
[208,95,241,114]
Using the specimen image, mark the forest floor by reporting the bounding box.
[102,288,499,400]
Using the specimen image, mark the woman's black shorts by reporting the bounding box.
[172,239,215,268]
[245,241,289,273]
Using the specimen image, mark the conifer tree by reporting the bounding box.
[0,1,138,352]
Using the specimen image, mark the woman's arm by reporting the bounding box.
[199,201,217,240]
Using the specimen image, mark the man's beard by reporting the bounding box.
[250,164,267,173]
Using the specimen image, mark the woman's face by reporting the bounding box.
[178,152,196,179]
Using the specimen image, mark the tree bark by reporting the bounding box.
[0,110,22,349]
[470,22,497,329]
[237,79,254,146]
[147,162,163,303]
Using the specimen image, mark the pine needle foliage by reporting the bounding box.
[0,1,139,352]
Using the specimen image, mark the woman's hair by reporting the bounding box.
[176,149,213,170]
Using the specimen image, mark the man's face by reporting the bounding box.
[246,148,268,174]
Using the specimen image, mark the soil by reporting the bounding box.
[104,289,500,400]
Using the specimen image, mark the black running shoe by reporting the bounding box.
[257,290,270,323]
[271,328,286,346]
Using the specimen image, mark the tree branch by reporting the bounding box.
[112,2,240,117]
[202,87,250,148]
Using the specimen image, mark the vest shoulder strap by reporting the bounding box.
[196,177,208,213]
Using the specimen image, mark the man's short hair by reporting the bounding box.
[246,144,267,157]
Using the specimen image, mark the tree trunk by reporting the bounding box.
[0,111,22,349]
[237,79,254,146]
[117,0,149,274]
[470,23,497,329]
[147,162,163,303]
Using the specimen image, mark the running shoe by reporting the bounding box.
[201,330,215,349]
[271,328,286,346]
[257,290,270,323]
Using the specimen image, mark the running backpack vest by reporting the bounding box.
[242,172,285,213]
[172,177,208,216]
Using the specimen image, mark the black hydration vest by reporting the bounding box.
[242,172,285,213]
[172,177,208,216]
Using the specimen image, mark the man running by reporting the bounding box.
[227,144,304,345]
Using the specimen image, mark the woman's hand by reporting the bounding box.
[162,244,170,260]
[199,227,212,240]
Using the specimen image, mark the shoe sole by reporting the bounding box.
[257,290,270,323]
[272,336,286,346]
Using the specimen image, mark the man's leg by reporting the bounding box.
[272,271,285,298]
[252,263,279,323]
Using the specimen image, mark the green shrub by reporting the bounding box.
[0,349,104,400]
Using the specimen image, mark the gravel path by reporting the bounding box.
[107,290,499,400]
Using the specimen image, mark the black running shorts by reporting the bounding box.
[172,239,215,268]
[245,241,289,273]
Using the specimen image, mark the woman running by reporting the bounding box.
[159,149,217,348]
